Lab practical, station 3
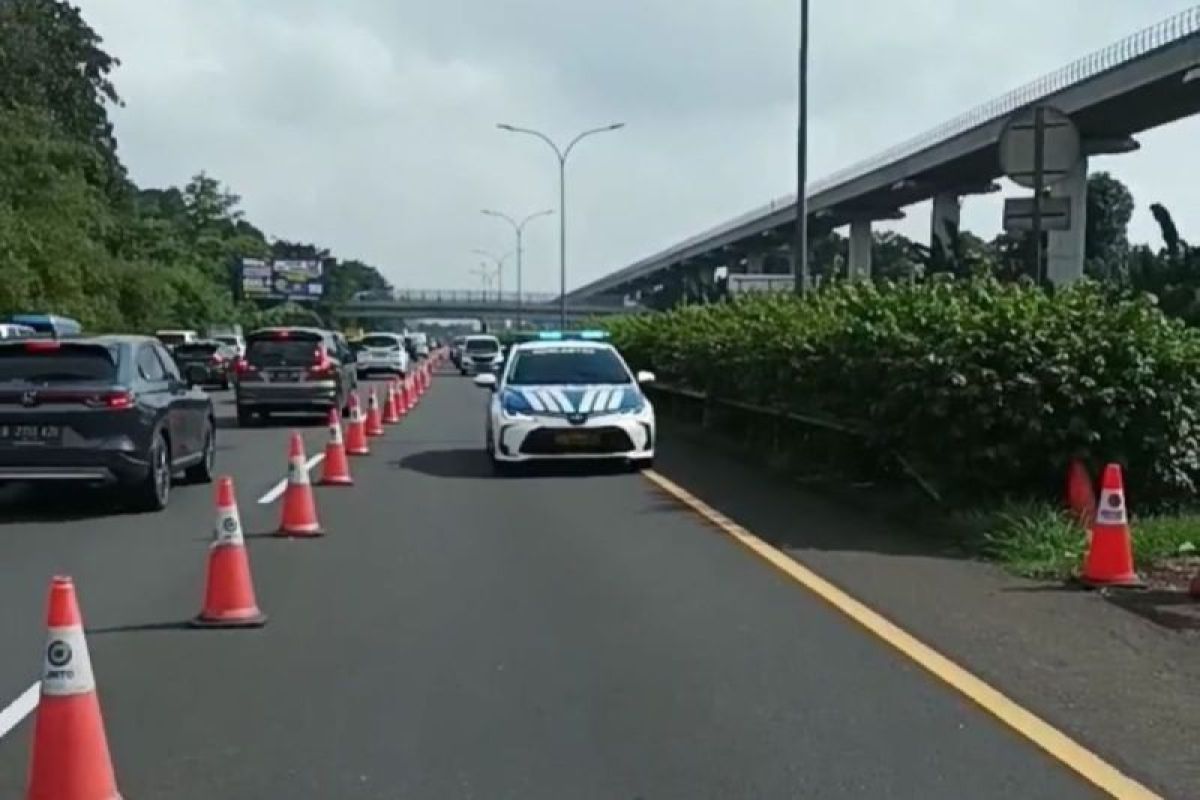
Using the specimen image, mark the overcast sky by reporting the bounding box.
[77,0,1200,292]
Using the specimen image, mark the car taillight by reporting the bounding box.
[235,358,256,375]
[24,340,60,352]
[307,347,335,378]
[210,352,226,365]
[85,390,134,409]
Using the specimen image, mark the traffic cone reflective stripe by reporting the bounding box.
[1081,463,1140,587]
[193,478,267,627]
[26,576,123,800]
[345,394,370,456]
[320,409,354,485]
[277,432,324,537]
[365,390,385,437]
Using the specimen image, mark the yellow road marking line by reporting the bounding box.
[641,469,1161,800]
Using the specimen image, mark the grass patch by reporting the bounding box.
[958,501,1200,579]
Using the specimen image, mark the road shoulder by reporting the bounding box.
[654,420,1200,800]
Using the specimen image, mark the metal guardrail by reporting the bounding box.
[581,7,1200,289]
[646,382,943,503]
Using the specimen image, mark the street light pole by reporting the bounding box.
[496,122,625,329]
[794,0,810,295]
[472,248,512,303]
[482,209,554,330]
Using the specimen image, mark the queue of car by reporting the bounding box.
[0,315,420,513]
[0,314,657,511]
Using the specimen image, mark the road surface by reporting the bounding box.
[0,372,1112,798]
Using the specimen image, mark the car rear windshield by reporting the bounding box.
[0,343,119,383]
[361,335,401,349]
[157,333,191,346]
[465,339,499,353]
[173,343,219,358]
[507,348,630,386]
[246,334,323,366]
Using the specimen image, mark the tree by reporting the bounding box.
[1084,172,1134,280]
[0,0,124,191]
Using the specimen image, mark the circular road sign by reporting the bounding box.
[998,105,1081,190]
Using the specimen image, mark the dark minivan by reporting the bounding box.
[173,340,238,389]
[234,327,357,426]
[0,336,215,510]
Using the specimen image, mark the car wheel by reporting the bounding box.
[491,457,517,477]
[628,458,654,472]
[129,432,171,512]
[237,407,257,427]
[220,377,231,390]
[185,419,216,483]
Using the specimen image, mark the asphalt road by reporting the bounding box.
[0,370,1109,798]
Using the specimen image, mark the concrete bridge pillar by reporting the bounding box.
[1046,156,1088,287]
[848,220,872,280]
[930,192,961,268]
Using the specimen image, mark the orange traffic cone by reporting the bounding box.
[381,381,400,424]
[320,409,353,486]
[1065,460,1096,526]
[404,376,416,411]
[192,477,267,628]
[1080,463,1141,587]
[277,432,323,537]
[365,390,385,437]
[345,393,370,456]
[26,576,122,800]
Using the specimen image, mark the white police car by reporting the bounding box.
[474,331,656,473]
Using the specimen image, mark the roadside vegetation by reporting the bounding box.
[608,276,1200,579]
[0,0,389,333]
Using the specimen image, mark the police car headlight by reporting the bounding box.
[500,389,534,418]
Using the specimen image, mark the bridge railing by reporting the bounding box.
[598,6,1200,275]
[352,290,562,305]
[346,290,638,309]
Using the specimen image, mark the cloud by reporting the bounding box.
[78,0,1200,290]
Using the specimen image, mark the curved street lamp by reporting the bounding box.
[496,122,625,328]
[481,209,554,329]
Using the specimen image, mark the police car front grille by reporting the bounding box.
[520,426,633,455]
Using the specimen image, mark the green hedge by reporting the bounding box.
[608,278,1200,506]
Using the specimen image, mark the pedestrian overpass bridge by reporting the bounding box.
[334,290,642,325]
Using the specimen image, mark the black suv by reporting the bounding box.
[234,327,358,426]
[0,336,216,510]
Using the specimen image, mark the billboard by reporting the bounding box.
[238,258,325,302]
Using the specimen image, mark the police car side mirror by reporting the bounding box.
[636,370,656,385]
[473,373,497,390]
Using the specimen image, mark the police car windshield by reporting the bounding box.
[508,348,630,386]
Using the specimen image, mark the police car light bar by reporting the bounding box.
[536,330,610,341]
